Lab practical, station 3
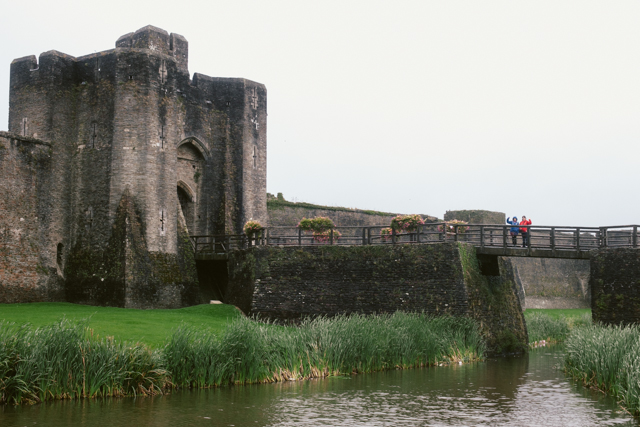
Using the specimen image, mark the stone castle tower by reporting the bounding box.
[1,26,267,307]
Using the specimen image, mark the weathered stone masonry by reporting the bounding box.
[225,243,528,354]
[1,25,267,307]
[591,248,640,325]
[0,132,64,302]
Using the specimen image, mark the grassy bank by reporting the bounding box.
[0,303,241,348]
[564,324,640,415]
[0,312,485,405]
[524,309,591,343]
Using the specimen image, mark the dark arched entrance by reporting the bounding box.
[177,184,195,234]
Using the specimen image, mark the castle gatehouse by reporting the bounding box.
[0,26,267,308]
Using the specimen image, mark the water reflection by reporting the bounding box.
[1,346,637,426]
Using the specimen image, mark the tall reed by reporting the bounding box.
[525,311,591,343]
[2,313,485,405]
[564,323,640,415]
[163,312,485,388]
[0,319,167,405]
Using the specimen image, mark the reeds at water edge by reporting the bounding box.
[564,324,640,415]
[1,312,485,405]
[525,311,591,343]
[0,319,167,405]
[164,312,486,388]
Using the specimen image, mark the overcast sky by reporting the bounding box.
[1,1,638,226]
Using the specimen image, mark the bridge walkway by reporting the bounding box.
[191,224,639,261]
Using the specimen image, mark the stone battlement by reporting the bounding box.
[2,26,267,308]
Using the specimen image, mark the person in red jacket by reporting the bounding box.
[520,216,532,247]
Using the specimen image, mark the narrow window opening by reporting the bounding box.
[86,207,94,230]
[160,125,165,149]
[91,123,97,148]
[159,60,167,84]
[128,75,133,80]
[250,88,258,109]
[56,243,64,272]
[253,146,257,169]
[159,209,166,235]
[22,118,27,136]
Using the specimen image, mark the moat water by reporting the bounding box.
[1,346,637,426]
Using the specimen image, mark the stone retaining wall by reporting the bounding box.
[225,243,528,354]
[591,248,640,324]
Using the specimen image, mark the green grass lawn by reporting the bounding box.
[0,302,241,348]
[524,308,591,319]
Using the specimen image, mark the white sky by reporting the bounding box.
[1,1,638,227]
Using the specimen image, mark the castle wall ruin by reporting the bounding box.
[1,26,267,308]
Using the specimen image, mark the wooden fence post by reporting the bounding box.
[503,226,507,249]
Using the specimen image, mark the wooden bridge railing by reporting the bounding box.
[191,224,640,257]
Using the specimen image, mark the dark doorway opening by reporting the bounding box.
[177,185,195,234]
[195,260,228,302]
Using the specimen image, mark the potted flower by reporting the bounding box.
[244,220,263,239]
[438,220,470,237]
[380,227,393,242]
[390,214,425,233]
[297,217,340,243]
[312,228,342,243]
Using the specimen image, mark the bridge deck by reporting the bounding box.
[191,223,639,260]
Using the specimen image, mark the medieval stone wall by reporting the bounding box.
[0,132,63,302]
[591,248,640,325]
[225,243,528,354]
[3,25,267,307]
[267,196,437,228]
[444,210,505,224]
[514,258,590,308]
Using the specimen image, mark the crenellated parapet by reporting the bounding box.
[3,26,267,308]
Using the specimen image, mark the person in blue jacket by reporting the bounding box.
[506,216,519,246]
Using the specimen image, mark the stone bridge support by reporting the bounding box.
[591,248,640,324]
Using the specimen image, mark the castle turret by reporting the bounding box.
[3,26,267,308]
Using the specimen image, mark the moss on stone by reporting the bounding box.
[457,243,528,355]
[64,191,200,308]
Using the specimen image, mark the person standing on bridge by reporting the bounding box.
[520,216,532,247]
[506,216,519,246]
